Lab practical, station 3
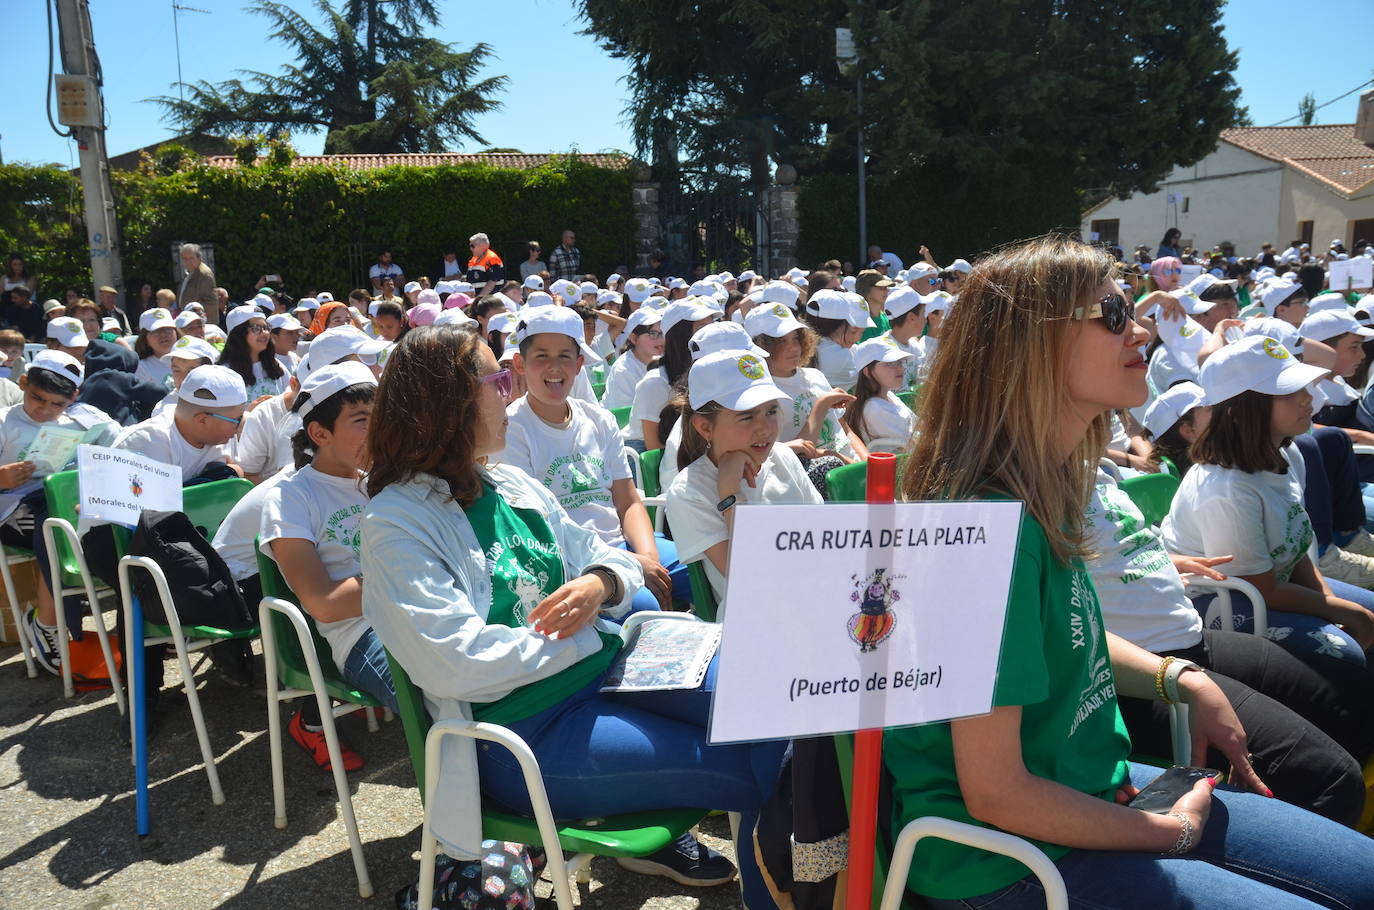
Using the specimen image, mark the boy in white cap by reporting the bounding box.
[175,310,206,339]
[802,289,873,389]
[46,316,89,364]
[601,308,663,411]
[151,335,220,419]
[1299,309,1374,437]
[113,364,247,482]
[499,305,685,615]
[881,285,926,386]
[5,352,118,673]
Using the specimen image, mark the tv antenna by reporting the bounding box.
[172,2,211,120]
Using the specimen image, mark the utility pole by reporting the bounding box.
[835,27,867,267]
[53,0,125,307]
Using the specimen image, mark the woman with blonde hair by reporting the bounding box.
[892,236,1374,908]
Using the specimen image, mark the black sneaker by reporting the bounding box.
[615,831,737,887]
[23,607,60,676]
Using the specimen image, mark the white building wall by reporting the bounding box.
[1282,169,1374,252]
[1081,144,1284,256]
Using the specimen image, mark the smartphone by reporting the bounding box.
[1128,766,1222,814]
[266,274,282,284]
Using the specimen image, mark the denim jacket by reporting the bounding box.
[360,463,641,859]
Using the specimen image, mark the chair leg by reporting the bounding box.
[364,705,379,733]
[311,685,374,898]
[54,585,73,699]
[567,852,594,885]
[263,627,288,831]
[86,594,126,715]
[0,556,37,678]
[170,631,225,805]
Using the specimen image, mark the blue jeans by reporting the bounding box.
[927,762,1374,910]
[1192,584,1368,666]
[341,628,399,714]
[621,533,693,610]
[476,658,787,910]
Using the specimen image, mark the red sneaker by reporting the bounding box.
[288,709,364,772]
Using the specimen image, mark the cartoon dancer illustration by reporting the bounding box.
[849,567,899,652]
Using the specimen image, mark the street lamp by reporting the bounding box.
[835,28,866,266]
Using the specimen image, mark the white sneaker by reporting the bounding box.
[1342,530,1374,559]
[1317,545,1374,589]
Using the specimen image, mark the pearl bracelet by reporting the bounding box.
[1166,811,1195,855]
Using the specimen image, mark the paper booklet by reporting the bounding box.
[0,478,45,524]
[25,424,106,475]
[600,618,721,693]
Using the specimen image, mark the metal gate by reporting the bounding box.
[658,189,770,280]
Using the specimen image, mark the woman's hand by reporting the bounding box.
[1327,598,1374,649]
[1166,778,1217,853]
[1179,670,1269,795]
[0,461,36,489]
[527,574,608,639]
[1172,554,1232,582]
[629,551,672,610]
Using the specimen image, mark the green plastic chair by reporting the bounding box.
[385,650,708,909]
[116,477,256,806]
[591,381,607,401]
[609,405,632,429]
[257,546,383,898]
[687,561,718,622]
[1118,471,1180,527]
[639,448,666,530]
[825,455,910,504]
[896,385,922,412]
[1159,456,1180,479]
[42,469,124,706]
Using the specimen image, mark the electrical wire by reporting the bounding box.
[45,0,72,138]
[1265,79,1373,127]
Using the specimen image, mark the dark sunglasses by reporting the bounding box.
[1073,293,1131,334]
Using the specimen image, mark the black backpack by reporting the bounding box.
[127,509,254,629]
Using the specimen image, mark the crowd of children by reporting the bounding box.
[6,237,1374,908]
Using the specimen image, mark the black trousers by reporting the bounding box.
[1118,628,1370,827]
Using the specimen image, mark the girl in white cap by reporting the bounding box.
[666,349,823,606]
[133,307,178,391]
[1162,335,1374,665]
[601,308,663,415]
[1140,380,1210,474]
[843,336,916,454]
[220,304,290,400]
[801,289,871,389]
[627,298,717,451]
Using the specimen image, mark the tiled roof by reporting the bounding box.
[202,152,631,171]
[1220,125,1374,196]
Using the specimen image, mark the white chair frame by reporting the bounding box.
[43,516,124,711]
[0,549,38,678]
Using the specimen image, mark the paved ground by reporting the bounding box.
[0,631,744,910]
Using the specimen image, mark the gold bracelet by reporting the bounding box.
[1155,657,1176,704]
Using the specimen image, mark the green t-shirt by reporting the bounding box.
[861,311,891,342]
[883,511,1131,900]
[465,484,621,725]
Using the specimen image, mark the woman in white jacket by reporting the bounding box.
[360,325,785,906]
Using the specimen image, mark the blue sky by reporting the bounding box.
[5,0,1372,167]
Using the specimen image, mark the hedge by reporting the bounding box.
[796,156,1082,267]
[1,155,634,302]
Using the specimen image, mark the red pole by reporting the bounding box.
[846,452,897,910]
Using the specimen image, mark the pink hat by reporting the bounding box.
[415,288,441,307]
[407,302,441,326]
[444,292,472,311]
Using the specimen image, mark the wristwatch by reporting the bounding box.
[586,566,623,606]
[716,494,738,513]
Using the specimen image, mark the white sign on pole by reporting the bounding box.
[76,445,181,531]
[1329,257,1373,292]
[1178,263,1204,285]
[709,500,1023,744]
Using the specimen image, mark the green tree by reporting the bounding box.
[1298,91,1317,126]
[153,0,506,154]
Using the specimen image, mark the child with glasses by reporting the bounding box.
[112,364,246,482]
[601,308,664,413]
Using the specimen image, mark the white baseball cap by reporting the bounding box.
[737,270,758,283]
[906,262,940,286]
[1199,335,1328,405]
[1167,288,1216,316]
[946,258,973,274]
[513,305,600,361]
[794,276,809,289]
[451,281,475,296]
[1299,309,1374,343]
[1261,281,1306,316]
[852,335,913,371]
[661,298,720,335]
[183,301,206,315]
[1243,317,1302,351]
[434,308,477,328]
[296,296,321,311]
[1142,381,1209,438]
[203,324,227,342]
[688,321,768,361]
[806,289,873,329]
[525,291,554,308]
[138,307,176,333]
[294,361,378,422]
[1184,273,1238,298]
[46,317,88,349]
[757,281,801,311]
[841,275,857,293]
[578,281,598,297]
[175,310,204,329]
[883,286,924,319]
[29,350,83,387]
[688,350,790,411]
[225,304,265,335]
[305,326,388,377]
[164,335,219,363]
[619,308,663,347]
[251,293,275,312]
[667,277,689,291]
[316,292,334,303]
[785,267,807,281]
[267,313,303,332]
[522,275,545,291]
[607,272,622,285]
[1307,292,1349,316]
[923,292,952,316]
[487,312,519,335]
[435,281,457,296]
[403,280,421,294]
[642,295,671,312]
[177,364,247,407]
[744,302,807,339]
[624,277,654,303]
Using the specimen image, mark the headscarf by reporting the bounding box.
[310,300,348,336]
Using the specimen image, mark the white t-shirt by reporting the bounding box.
[275,351,301,375]
[857,392,915,453]
[884,332,923,387]
[245,361,291,400]
[212,468,292,581]
[627,367,672,445]
[665,442,823,608]
[498,397,632,547]
[1146,345,1191,402]
[660,419,684,493]
[112,411,228,481]
[915,336,939,381]
[259,464,371,668]
[815,336,857,390]
[571,363,598,406]
[602,352,648,413]
[0,401,117,477]
[232,393,294,480]
[1161,445,1313,584]
[1085,468,1203,652]
[368,262,403,282]
[135,356,174,392]
[770,368,854,457]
